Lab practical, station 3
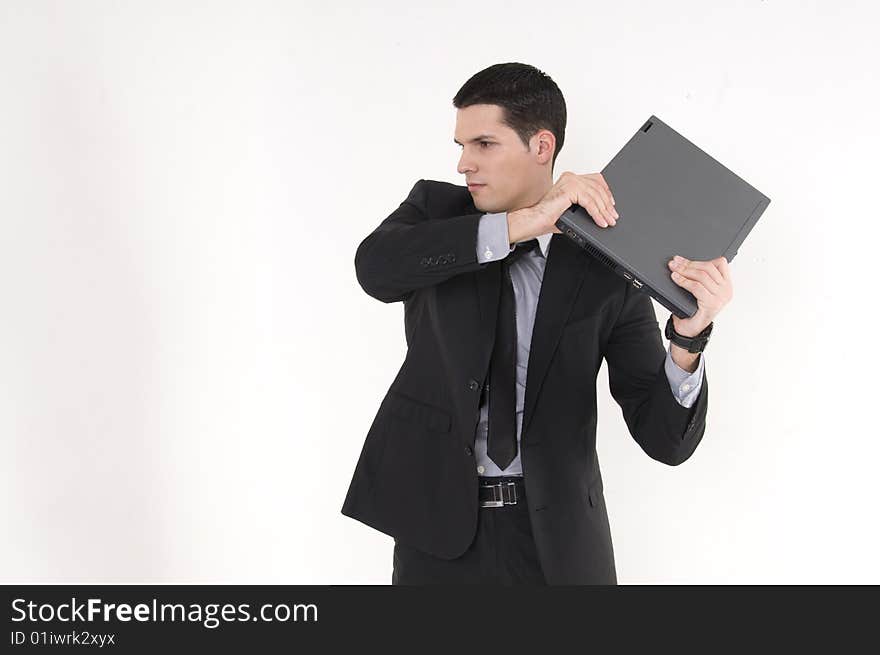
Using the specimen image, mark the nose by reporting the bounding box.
[457,150,474,176]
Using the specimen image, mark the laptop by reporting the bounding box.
[555,115,770,318]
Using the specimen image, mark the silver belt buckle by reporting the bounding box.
[506,481,518,505]
[480,481,517,507]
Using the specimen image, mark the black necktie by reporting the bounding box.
[486,238,540,470]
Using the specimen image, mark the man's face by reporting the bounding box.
[454,104,552,213]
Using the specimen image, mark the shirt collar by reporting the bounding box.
[536,232,552,258]
[512,232,552,258]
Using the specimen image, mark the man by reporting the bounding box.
[341,62,733,584]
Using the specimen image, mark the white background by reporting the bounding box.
[1,0,878,584]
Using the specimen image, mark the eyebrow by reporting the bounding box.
[453,133,498,145]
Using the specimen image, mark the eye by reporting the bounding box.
[455,141,493,149]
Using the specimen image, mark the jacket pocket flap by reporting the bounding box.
[387,392,452,432]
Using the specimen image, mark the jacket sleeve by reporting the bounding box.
[604,281,710,466]
[354,179,490,303]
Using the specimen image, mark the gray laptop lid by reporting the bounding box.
[555,115,770,318]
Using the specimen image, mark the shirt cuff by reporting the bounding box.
[664,344,705,408]
[476,212,514,263]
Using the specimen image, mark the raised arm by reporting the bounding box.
[354,179,488,303]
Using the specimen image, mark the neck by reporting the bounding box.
[509,176,553,213]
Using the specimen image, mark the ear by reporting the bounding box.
[532,129,555,163]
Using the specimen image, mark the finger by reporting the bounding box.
[592,180,617,218]
[593,172,612,194]
[590,173,615,206]
[673,258,724,287]
[580,190,613,227]
[671,258,722,293]
[715,256,730,281]
[677,265,722,294]
[580,181,617,225]
[671,271,715,305]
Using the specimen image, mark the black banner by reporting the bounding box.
[1,585,875,650]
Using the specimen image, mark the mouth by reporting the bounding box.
[467,183,486,191]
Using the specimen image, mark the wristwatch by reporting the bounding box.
[665,315,713,353]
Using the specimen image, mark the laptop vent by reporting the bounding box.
[580,241,617,270]
[642,120,653,133]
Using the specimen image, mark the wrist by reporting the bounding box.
[507,208,535,245]
[670,343,700,373]
[673,312,710,338]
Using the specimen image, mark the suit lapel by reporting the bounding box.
[462,193,594,440]
[521,233,593,439]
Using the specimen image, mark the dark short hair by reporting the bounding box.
[452,62,567,171]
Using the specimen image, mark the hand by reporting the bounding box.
[667,255,733,336]
[508,171,619,244]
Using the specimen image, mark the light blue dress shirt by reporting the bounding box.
[473,212,705,477]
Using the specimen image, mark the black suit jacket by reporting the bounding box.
[341,179,709,584]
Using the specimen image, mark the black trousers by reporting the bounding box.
[391,477,547,585]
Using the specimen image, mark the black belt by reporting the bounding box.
[478,476,525,508]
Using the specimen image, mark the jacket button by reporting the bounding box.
[467,379,479,391]
[464,446,473,456]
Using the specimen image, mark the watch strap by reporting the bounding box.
[665,315,712,353]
